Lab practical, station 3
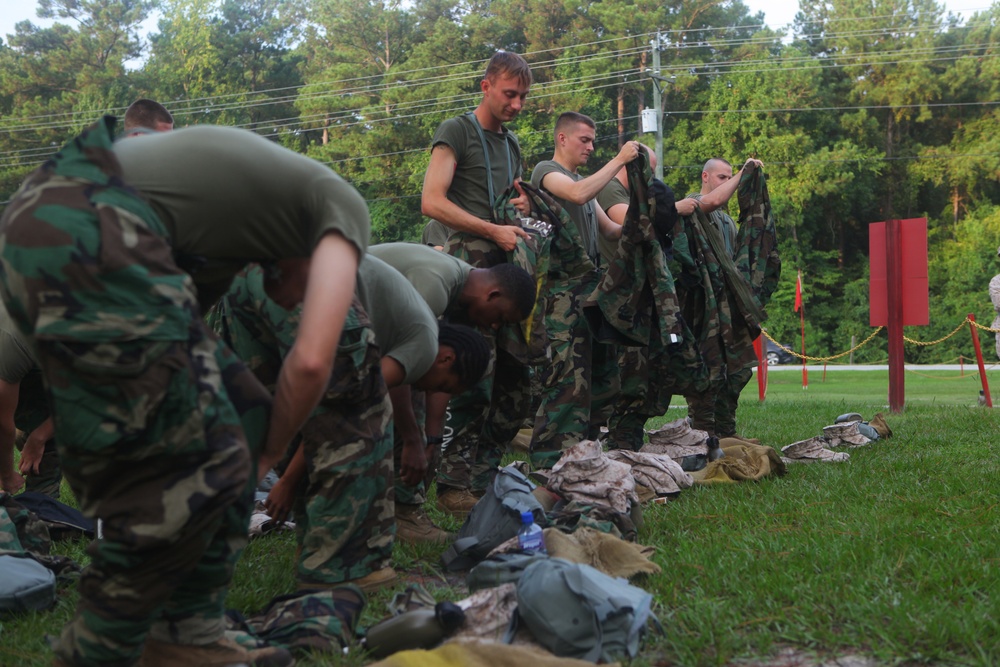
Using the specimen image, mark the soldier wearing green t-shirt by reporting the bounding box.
[0,119,368,667]
[0,302,60,498]
[419,52,536,517]
[528,112,640,466]
[215,257,489,587]
[368,242,536,539]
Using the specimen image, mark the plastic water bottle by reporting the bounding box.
[517,511,547,554]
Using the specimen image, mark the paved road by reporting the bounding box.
[760,364,998,372]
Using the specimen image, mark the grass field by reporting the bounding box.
[3,368,999,666]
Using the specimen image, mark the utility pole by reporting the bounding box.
[646,33,673,181]
[651,35,663,181]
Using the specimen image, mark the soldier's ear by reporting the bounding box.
[486,287,504,301]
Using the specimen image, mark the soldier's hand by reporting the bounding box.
[490,223,530,251]
[742,158,763,172]
[617,141,641,164]
[674,198,700,216]
[264,477,296,524]
[399,438,427,487]
[511,180,532,216]
[17,434,45,475]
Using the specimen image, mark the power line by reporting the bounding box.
[0,12,987,131]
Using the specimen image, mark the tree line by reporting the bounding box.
[1,0,999,363]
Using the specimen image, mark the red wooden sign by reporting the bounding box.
[869,218,929,326]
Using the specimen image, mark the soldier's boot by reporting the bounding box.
[435,487,479,519]
[139,637,295,667]
[395,504,451,544]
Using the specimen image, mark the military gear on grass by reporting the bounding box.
[442,464,546,571]
[227,586,364,655]
[509,558,658,663]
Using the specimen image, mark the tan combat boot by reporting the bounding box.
[139,637,295,667]
[395,504,452,544]
[434,487,479,519]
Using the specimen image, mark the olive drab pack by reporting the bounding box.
[440,464,546,571]
[507,558,659,663]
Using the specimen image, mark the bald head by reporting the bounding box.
[700,157,732,195]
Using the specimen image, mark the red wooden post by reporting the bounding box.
[886,218,905,412]
[968,313,992,408]
[754,336,767,402]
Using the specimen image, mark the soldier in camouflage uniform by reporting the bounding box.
[679,158,762,437]
[368,243,536,540]
[0,118,370,666]
[528,112,640,467]
[213,258,489,586]
[420,51,535,516]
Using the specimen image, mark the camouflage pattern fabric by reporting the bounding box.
[683,165,780,435]
[686,365,754,437]
[582,153,683,352]
[513,186,602,467]
[227,586,365,654]
[0,492,51,556]
[395,389,427,506]
[436,183,556,491]
[0,117,271,665]
[588,340,620,438]
[0,493,80,576]
[213,265,394,586]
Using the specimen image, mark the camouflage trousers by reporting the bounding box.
[685,365,754,437]
[14,432,62,499]
[395,389,428,507]
[213,266,395,587]
[438,340,529,493]
[589,340,621,438]
[606,345,676,451]
[529,287,602,468]
[0,130,271,665]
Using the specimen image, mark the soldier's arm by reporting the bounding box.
[604,202,629,226]
[539,143,640,206]
[264,442,304,523]
[388,384,427,487]
[596,204,623,241]
[0,380,24,493]
[695,158,763,214]
[421,145,528,251]
[260,232,358,479]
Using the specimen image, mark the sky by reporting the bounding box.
[0,0,993,49]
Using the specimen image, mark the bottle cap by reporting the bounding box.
[521,511,534,524]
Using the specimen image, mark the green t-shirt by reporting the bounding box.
[0,303,47,432]
[690,193,737,259]
[430,114,523,224]
[113,126,371,306]
[531,160,599,263]
[357,256,440,385]
[597,178,630,265]
[368,243,473,318]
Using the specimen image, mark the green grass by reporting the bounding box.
[3,372,1000,666]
